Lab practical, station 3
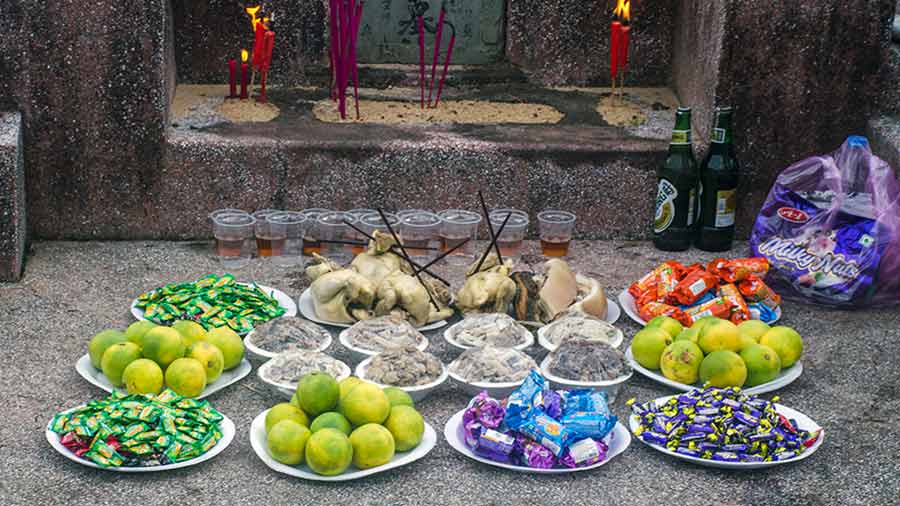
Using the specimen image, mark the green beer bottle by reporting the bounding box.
[696,106,739,251]
[653,107,698,251]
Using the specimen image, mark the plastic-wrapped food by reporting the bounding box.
[449,345,537,383]
[247,316,331,354]
[541,314,621,349]
[503,370,545,431]
[515,435,557,468]
[559,437,608,468]
[364,344,443,386]
[261,351,347,386]
[449,313,530,348]
[546,340,630,382]
[344,314,426,353]
[462,391,506,446]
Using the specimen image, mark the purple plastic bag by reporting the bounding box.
[750,136,900,307]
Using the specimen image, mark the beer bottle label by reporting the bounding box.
[714,189,737,227]
[670,129,691,145]
[654,179,678,233]
[711,128,726,144]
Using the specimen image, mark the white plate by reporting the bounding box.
[446,368,526,399]
[76,354,252,400]
[443,317,535,352]
[299,288,448,331]
[624,347,803,395]
[539,356,632,402]
[130,283,297,335]
[444,408,631,473]
[244,330,333,361]
[339,327,429,363]
[250,408,437,481]
[617,290,781,327]
[629,395,824,469]
[537,322,624,352]
[356,357,447,402]
[47,405,235,472]
[257,354,351,399]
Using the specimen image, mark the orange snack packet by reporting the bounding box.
[718,283,751,323]
[638,302,692,327]
[672,269,719,305]
[684,296,734,324]
[709,257,770,283]
[628,261,683,299]
[738,275,782,309]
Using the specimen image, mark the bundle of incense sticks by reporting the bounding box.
[329,0,365,119]
[417,5,455,108]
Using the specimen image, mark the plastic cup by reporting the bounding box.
[253,209,284,257]
[267,211,307,267]
[538,210,576,258]
[301,208,331,256]
[209,208,249,221]
[360,212,400,237]
[400,211,441,260]
[212,213,256,269]
[438,209,482,266]
[397,208,433,218]
[489,209,529,259]
[317,211,357,263]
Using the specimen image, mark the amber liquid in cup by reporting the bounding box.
[256,236,285,257]
[440,234,470,255]
[403,238,431,256]
[303,237,321,256]
[497,238,524,257]
[351,244,366,255]
[540,237,571,257]
[216,237,245,257]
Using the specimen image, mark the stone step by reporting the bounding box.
[0,112,25,282]
[868,115,900,172]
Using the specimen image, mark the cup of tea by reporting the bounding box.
[212,213,256,269]
[252,209,283,258]
[317,211,357,263]
[538,210,576,257]
[438,209,482,266]
[267,211,307,267]
[489,209,529,259]
[400,211,441,260]
[300,208,331,256]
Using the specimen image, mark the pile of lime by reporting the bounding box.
[631,316,803,388]
[265,372,426,475]
[88,319,246,397]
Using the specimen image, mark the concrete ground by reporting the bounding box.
[1,240,898,506]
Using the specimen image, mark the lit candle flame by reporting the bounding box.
[614,0,631,22]
[246,5,262,31]
[241,49,249,63]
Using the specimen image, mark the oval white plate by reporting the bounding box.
[537,322,624,352]
[624,347,803,395]
[298,288,448,331]
[47,405,235,472]
[339,327,429,363]
[257,354,351,399]
[539,356,632,402]
[131,283,297,335]
[250,408,437,481]
[629,394,824,469]
[617,291,781,327]
[446,368,526,399]
[444,408,631,473]
[76,354,251,400]
[244,329,333,361]
[356,357,447,402]
[443,317,535,352]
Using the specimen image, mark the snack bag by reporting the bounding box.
[750,136,900,307]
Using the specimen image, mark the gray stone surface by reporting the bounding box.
[0,112,24,281]
[867,115,900,171]
[1,240,898,505]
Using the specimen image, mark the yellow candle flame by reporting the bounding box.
[614,0,631,21]
[241,49,249,63]
[246,5,262,31]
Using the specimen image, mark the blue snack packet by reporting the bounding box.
[562,389,613,417]
[503,370,545,431]
[559,410,617,441]
[517,413,573,457]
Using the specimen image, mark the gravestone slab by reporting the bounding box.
[0,112,24,281]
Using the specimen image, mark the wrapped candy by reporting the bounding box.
[638,302,691,327]
[672,269,720,305]
[717,283,751,323]
[559,437,608,468]
[748,302,779,323]
[559,410,616,441]
[462,391,505,446]
[562,389,612,415]
[684,296,734,323]
[656,263,681,302]
[472,428,516,463]
[537,389,563,419]
[518,412,573,457]
[514,435,557,469]
[739,275,782,309]
[503,370,545,430]
[708,257,769,283]
[628,261,684,298]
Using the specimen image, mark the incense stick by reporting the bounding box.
[477,190,504,265]
[471,212,511,275]
[433,25,455,108]
[411,237,470,276]
[318,239,368,247]
[417,16,426,109]
[427,5,446,107]
[376,209,439,309]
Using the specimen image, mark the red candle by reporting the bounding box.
[228,59,237,98]
[263,31,275,71]
[618,25,630,72]
[610,20,620,82]
[252,22,267,70]
[240,50,249,99]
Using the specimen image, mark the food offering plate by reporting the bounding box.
[257,355,352,399]
[355,357,448,403]
[298,288,448,331]
[623,347,803,395]
[76,354,252,400]
[244,330,333,361]
[629,394,824,469]
[444,408,631,474]
[250,408,437,481]
[47,405,235,472]
[618,291,780,327]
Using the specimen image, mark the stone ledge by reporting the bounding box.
[0,111,24,281]
[868,115,900,172]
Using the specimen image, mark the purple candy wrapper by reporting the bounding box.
[463,391,506,447]
[514,435,557,469]
[537,390,564,419]
[473,428,516,463]
[559,438,608,468]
